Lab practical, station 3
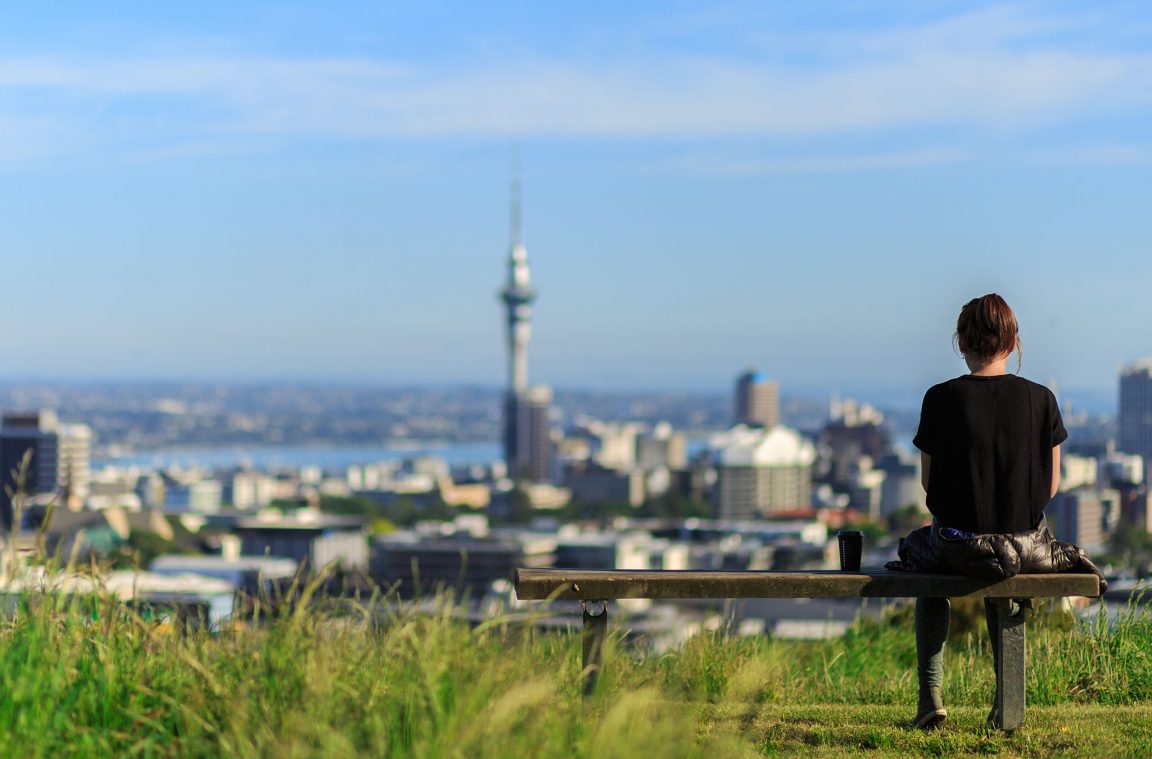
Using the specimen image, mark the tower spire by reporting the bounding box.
[510,149,522,250]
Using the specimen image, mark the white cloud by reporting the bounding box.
[0,6,1150,150]
[1024,144,1152,165]
[660,148,970,176]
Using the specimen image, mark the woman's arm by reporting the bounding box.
[1051,445,1061,498]
[920,452,931,492]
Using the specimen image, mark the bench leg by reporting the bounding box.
[581,600,607,697]
[991,598,1027,732]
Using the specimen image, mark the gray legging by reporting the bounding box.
[915,598,1002,698]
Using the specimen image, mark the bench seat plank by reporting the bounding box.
[515,568,1101,600]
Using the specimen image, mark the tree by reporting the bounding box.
[636,494,712,520]
[1104,523,1152,574]
[501,486,537,525]
[110,531,178,570]
[855,520,888,543]
[887,504,930,535]
[317,494,453,527]
[318,495,390,516]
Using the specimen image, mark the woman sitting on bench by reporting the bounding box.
[892,293,1101,729]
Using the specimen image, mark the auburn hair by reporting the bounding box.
[954,293,1021,368]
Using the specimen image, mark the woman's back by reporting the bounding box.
[915,374,1065,533]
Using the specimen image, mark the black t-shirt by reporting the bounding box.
[913,374,1067,534]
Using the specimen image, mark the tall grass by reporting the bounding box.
[0,590,1148,757]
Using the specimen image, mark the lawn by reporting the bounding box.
[0,589,1147,757]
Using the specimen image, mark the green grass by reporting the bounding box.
[0,592,1148,757]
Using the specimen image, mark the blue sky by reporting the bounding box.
[1,1,1150,409]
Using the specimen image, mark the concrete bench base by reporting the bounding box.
[514,568,1102,732]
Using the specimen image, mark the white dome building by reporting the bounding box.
[713,425,816,519]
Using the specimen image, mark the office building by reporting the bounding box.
[524,386,554,482]
[234,510,368,572]
[505,385,554,483]
[371,533,555,598]
[1047,489,1119,551]
[876,453,926,517]
[87,468,143,511]
[226,471,278,510]
[56,423,92,509]
[715,425,815,519]
[1060,455,1099,492]
[150,554,298,596]
[1102,453,1144,487]
[735,370,780,428]
[565,462,646,507]
[1119,359,1152,463]
[0,411,92,528]
[1114,481,1152,534]
[554,532,653,571]
[636,422,688,470]
[591,421,640,470]
[161,473,223,514]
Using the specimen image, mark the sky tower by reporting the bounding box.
[500,174,536,476]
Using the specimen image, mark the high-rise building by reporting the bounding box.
[56,423,92,509]
[735,370,780,428]
[636,422,688,470]
[1119,359,1152,463]
[0,410,92,528]
[876,452,926,517]
[714,425,815,519]
[1047,488,1119,551]
[161,474,223,514]
[515,385,554,483]
[497,175,556,484]
[592,422,640,470]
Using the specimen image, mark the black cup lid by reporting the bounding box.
[838,530,864,537]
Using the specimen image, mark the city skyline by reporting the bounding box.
[2,2,1152,402]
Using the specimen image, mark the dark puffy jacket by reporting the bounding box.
[886,519,1106,590]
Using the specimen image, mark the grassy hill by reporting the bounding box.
[0,591,1148,757]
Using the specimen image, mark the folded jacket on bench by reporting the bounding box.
[887,518,1107,591]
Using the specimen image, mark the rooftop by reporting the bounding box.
[713,425,816,467]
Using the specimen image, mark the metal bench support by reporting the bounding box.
[990,598,1027,732]
[581,600,607,696]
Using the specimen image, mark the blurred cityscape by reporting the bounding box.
[0,192,1146,647]
[0,381,836,455]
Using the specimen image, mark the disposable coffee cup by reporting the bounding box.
[838,530,864,572]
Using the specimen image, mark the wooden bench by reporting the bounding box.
[514,568,1102,731]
